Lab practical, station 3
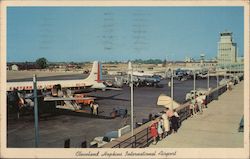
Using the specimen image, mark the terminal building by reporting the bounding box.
[217,31,237,65]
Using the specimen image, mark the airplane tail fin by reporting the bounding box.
[85,61,122,90]
[86,61,102,82]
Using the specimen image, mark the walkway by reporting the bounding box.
[150,81,244,148]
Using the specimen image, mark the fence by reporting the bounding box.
[105,122,153,148]
[103,82,231,148]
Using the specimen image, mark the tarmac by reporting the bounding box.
[6,72,223,148]
[149,81,244,148]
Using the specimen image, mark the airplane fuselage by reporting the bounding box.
[7,79,95,92]
[6,61,106,92]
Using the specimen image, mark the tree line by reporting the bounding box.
[9,57,167,70]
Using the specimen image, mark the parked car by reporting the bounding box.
[90,131,118,147]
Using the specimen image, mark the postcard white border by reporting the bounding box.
[1,0,249,158]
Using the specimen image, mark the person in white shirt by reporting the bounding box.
[196,95,203,114]
[161,112,170,137]
[90,102,94,114]
[93,103,99,115]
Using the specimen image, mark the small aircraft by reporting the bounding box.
[125,61,161,87]
[127,61,154,77]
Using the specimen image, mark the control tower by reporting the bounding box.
[217,31,237,65]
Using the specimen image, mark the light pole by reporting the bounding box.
[171,68,174,110]
[216,73,219,100]
[193,70,196,101]
[130,66,134,136]
[223,64,227,79]
[229,64,232,77]
[33,74,39,147]
[207,69,210,91]
[217,73,219,88]
[165,56,168,79]
[240,64,242,75]
[232,64,235,77]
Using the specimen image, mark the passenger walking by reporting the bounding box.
[96,103,99,115]
[93,103,99,115]
[191,97,197,115]
[189,101,195,117]
[150,118,158,145]
[157,118,164,140]
[93,104,97,115]
[197,96,203,114]
[90,102,94,114]
[161,112,170,137]
[229,81,233,90]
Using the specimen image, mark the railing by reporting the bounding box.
[103,121,153,148]
[175,102,191,122]
[103,81,237,148]
[206,84,227,104]
[112,128,151,148]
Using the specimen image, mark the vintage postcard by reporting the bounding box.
[0,0,249,158]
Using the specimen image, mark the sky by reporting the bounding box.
[7,7,244,62]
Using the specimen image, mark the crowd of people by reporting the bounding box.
[189,94,207,117]
[189,82,234,118]
[227,81,233,91]
[149,108,180,145]
[149,94,209,145]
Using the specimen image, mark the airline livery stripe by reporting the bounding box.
[100,63,102,80]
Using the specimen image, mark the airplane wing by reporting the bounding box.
[88,93,129,102]
[103,87,122,91]
[44,96,95,102]
[24,92,52,99]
